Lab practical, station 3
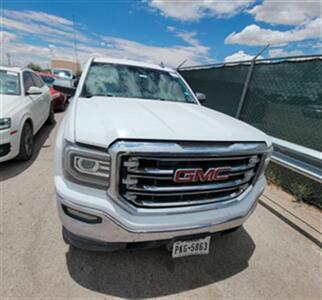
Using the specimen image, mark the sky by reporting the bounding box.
[0,0,321,68]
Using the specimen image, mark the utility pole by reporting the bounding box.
[6,53,11,66]
[72,14,79,74]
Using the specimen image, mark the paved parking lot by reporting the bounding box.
[1,112,321,299]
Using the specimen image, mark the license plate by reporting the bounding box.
[172,236,211,258]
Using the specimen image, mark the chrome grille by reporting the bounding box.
[118,152,263,208]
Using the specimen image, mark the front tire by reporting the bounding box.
[46,103,55,125]
[17,122,34,161]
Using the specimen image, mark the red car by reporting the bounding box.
[38,73,68,111]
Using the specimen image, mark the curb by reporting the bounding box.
[259,194,321,247]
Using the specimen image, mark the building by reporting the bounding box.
[51,58,81,74]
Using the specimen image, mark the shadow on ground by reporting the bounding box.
[66,227,255,298]
[0,122,55,181]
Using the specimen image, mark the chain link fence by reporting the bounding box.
[180,55,322,207]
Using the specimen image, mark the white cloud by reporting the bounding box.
[0,31,16,43]
[148,0,255,21]
[2,8,214,68]
[225,17,321,46]
[269,48,304,58]
[248,0,321,26]
[224,50,262,62]
[2,9,73,29]
[1,11,92,44]
[101,35,213,67]
[177,31,203,47]
[313,42,322,49]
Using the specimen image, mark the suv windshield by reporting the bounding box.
[81,62,196,103]
[0,70,20,95]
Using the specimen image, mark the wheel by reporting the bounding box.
[16,122,34,161]
[46,103,55,125]
[60,97,68,111]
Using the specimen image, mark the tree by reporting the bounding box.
[27,63,43,72]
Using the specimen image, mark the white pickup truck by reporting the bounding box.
[54,57,272,257]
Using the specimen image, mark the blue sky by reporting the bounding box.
[1,0,321,68]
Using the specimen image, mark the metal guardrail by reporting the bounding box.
[270,137,322,183]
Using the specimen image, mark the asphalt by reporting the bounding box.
[1,112,321,299]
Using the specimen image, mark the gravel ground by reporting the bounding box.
[1,112,321,299]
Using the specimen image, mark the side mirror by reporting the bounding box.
[195,92,206,103]
[27,86,42,95]
[53,79,76,96]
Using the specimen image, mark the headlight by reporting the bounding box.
[262,145,273,173]
[64,142,110,188]
[0,118,11,130]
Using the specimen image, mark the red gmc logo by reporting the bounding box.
[173,167,231,183]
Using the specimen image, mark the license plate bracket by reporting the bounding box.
[172,236,211,258]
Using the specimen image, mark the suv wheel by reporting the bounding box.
[17,122,34,161]
[46,103,55,125]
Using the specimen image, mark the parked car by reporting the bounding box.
[0,66,55,162]
[52,68,75,88]
[52,68,74,80]
[38,72,68,111]
[53,57,272,257]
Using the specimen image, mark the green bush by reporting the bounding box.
[265,163,322,209]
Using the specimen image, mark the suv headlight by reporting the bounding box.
[0,118,11,130]
[261,145,273,175]
[64,142,110,188]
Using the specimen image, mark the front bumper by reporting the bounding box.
[0,129,19,162]
[55,174,265,245]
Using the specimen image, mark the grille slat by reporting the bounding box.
[125,184,247,197]
[118,152,262,208]
[127,177,251,193]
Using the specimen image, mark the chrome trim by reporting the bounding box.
[107,140,269,215]
[128,190,245,208]
[56,176,265,242]
[125,184,247,197]
[127,177,252,193]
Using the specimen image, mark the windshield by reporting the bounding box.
[40,75,55,87]
[53,69,72,79]
[0,70,20,95]
[81,62,196,103]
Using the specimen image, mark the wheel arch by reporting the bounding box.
[17,114,34,149]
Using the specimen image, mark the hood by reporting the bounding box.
[74,97,268,148]
[0,95,23,118]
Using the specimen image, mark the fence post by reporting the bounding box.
[235,44,270,119]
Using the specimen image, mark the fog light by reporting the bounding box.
[62,205,102,224]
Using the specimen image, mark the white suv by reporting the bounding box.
[0,67,54,162]
[54,57,272,257]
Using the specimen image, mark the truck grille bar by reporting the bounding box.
[117,143,265,208]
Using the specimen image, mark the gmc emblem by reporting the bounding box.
[173,167,231,183]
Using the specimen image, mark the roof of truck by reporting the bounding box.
[0,66,22,73]
[93,57,174,72]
